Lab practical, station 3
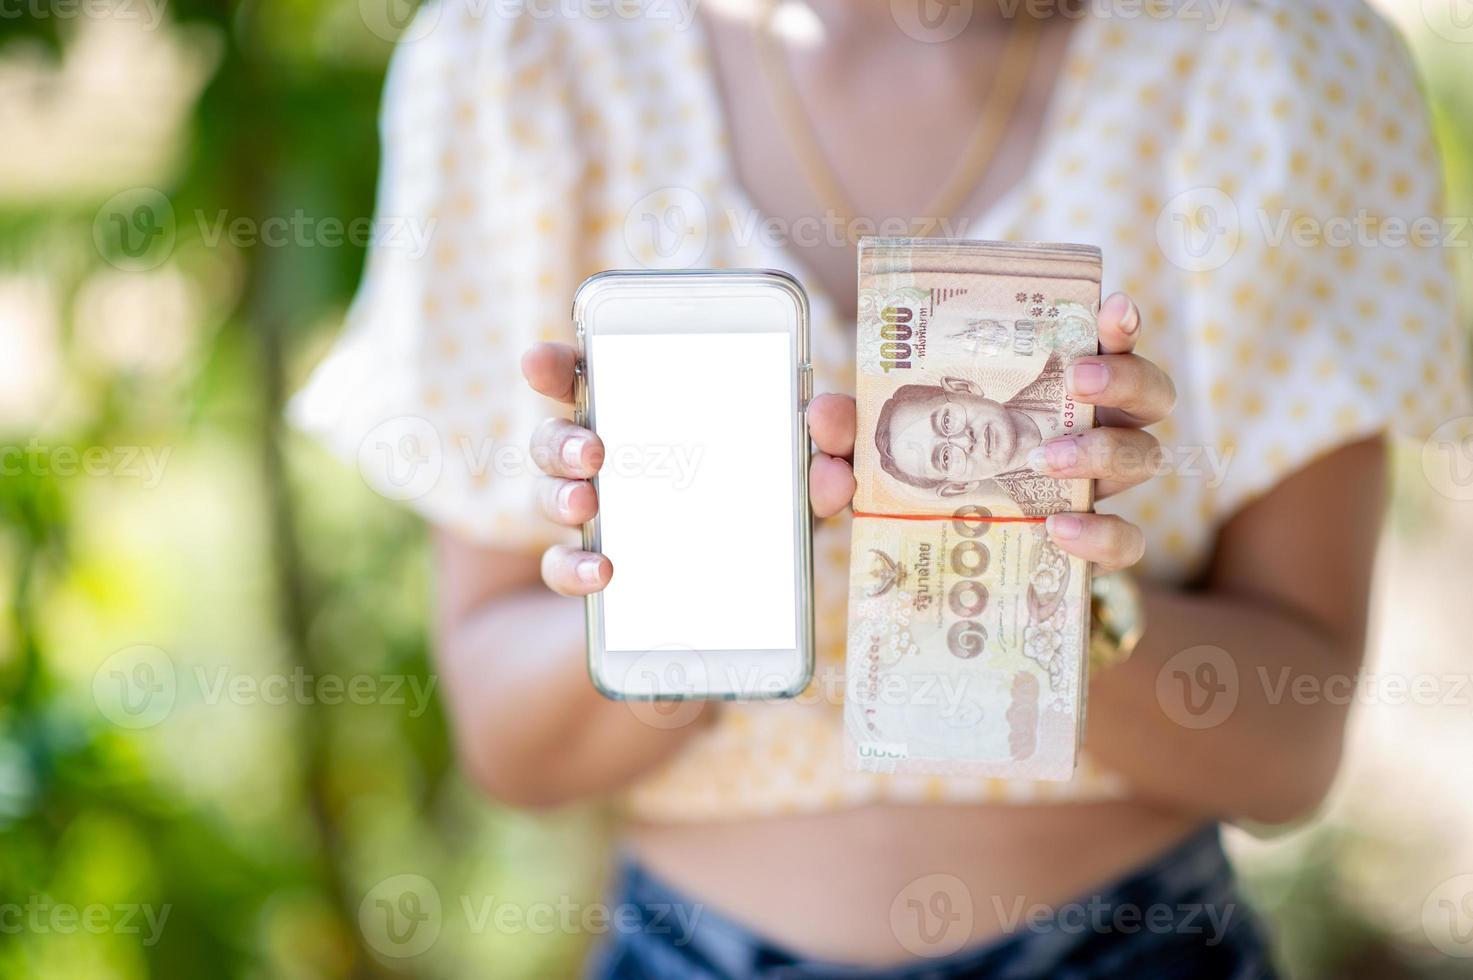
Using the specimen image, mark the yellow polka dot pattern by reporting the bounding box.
[292,0,1471,822]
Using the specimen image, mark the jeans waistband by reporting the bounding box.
[603,823,1253,980]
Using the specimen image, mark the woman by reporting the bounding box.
[294,0,1467,975]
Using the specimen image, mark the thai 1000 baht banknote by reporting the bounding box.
[845,238,1102,781]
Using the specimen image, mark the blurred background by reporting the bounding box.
[0,0,1471,977]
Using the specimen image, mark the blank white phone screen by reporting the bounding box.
[592,331,796,653]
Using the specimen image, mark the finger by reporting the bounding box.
[530,418,605,478]
[810,453,856,518]
[1096,292,1142,355]
[538,477,598,526]
[1025,427,1162,500]
[521,342,579,403]
[1045,513,1145,573]
[1065,354,1176,427]
[808,393,857,459]
[540,545,612,596]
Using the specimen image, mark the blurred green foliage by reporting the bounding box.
[0,1,1470,978]
[0,2,608,976]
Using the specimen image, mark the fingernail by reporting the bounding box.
[1047,513,1083,540]
[1120,300,1140,335]
[1028,437,1079,474]
[1102,292,1132,330]
[557,481,579,513]
[562,436,589,470]
[1066,362,1108,396]
[577,557,603,584]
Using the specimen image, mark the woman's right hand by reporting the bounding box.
[522,342,612,596]
[522,342,861,596]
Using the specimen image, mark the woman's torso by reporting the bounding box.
[626,6,1200,965]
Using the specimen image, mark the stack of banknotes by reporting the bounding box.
[844,238,1102,781]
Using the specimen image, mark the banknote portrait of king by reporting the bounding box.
[870,349,1077,517]
[852,281,1099,519]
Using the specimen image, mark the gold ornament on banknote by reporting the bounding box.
[845,238,1102,781]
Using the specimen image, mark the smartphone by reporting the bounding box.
[572,270,815,700]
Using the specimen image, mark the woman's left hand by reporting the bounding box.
[807,291,1175,573]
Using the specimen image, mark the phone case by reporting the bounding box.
[571,269,815,701]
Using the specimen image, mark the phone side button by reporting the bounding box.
[800,362,813,409]
[572,360,587,426]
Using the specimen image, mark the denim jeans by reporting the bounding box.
[585,823,1278,980]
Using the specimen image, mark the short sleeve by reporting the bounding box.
[1165,4,1470,522]
[288,2,579,551]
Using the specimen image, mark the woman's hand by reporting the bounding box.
[810,292,1175,573]
[522,342,614,596]
[1035,291,1175,569]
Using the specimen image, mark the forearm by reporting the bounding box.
[436,587,712,807]
[1086,584,1361,825]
